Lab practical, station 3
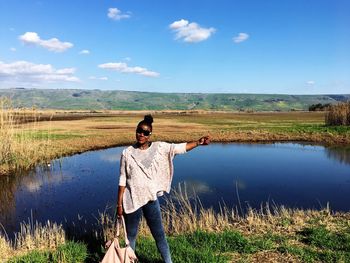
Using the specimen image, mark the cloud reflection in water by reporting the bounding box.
[174,180,213,199]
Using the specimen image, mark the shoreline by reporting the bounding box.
[1,111,349,176]
[1,130,350,177]
[1,137,348,176]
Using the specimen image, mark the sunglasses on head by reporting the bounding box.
[136,127,152,136]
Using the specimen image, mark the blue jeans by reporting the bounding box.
[124,199,172,263]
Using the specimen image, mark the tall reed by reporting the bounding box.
[0,219,65,261]
[0,97,52,175]
[325,101,350,126]
[0,98,15,170]
[99,184,337,242]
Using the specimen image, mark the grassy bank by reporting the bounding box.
[2,188,350,262]
[5,224,350,263]
[1,109,350,176]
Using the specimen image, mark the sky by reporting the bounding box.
[0,0,349,94]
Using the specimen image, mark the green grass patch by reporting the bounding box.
[136,232,230,263]
[8,241,88,263]
[279,244,350,263]
[135,228,350,263]
[9,227,350,262]
[277,226,350,262]
[300,225,350,251]
[183,230,250,253]
[135,230,287,263]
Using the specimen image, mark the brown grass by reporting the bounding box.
[0,99,54,175]
[97,185,350,262]
[326,102,350,126]
[1,104,349,176]
[163,186,346,237]
[100,185,349,242]
[0,218,65,261]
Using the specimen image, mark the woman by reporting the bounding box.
[117,114,210,263]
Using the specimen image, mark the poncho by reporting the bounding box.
[119,141,187,214]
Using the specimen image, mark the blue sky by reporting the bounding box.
[0,0,349,94]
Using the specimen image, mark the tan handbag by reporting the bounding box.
[101,216,138,263]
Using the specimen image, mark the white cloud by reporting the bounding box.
[10,47,16,52]
[124,57,131,61]
[0,60,79,84]
[56,68,76,74]
[169,19,215,43]
[108,8,130,20]
[99,62,159,77]
[306,80,315,86]
[170,19,189,29]
[233,33,249,43]
[19,32,73,52]
[89,76,108,80]
[79,49,90,55]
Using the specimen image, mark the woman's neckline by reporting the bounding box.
[136,142,153,151]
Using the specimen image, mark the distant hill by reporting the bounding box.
[1,88,349,111]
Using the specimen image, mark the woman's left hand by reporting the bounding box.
[186,136,211,151]
[198,136,211,145]
[117,205,123,218]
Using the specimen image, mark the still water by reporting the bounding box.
[1,143,350,234]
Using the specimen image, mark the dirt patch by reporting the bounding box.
[247,251,300,263]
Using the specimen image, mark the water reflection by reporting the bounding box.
[326,146,350,165]
[99,152,121,163]
[234,179,246,190]
[0,163,71,231]
[1,143,350,235]
[0,174,17,228]
[176,180,213,198]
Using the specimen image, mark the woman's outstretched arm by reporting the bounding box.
[186,136,211,152]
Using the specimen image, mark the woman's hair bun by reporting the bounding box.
[144,114,153,124]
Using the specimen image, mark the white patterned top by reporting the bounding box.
[119,141,187,214]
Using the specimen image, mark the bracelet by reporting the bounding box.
[117,205,122,207]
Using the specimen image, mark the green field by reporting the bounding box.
[1,88,349,111]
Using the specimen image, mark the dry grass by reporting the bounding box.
[100,185,349,241]
[243,251,301,263]
[97,185,350,262]
[0,98,15,167]
[0,99,53,175]
[163,186,345,237]
[0,235,12,262]
[2,186,349,262]
[0,218,65,262]
[1,105,349,176]
[14,220,65,252]
[326,102,350,126]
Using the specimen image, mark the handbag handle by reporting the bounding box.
[116,216,130,246]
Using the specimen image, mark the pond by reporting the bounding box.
[1,142,350,235]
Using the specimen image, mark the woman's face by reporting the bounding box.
[136,124,152,145]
